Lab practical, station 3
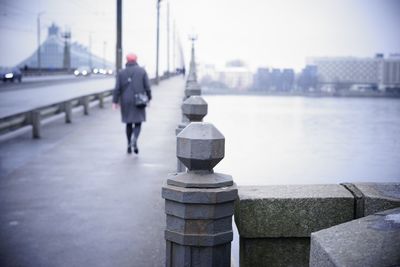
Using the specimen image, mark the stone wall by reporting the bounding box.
[234,183,400,267]
[310,207,400,267]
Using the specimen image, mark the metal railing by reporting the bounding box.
[0,90,113,138]
[0,75,176,139]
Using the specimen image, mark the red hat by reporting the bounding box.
[126,53,137,62]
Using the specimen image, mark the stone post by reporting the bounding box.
[186,72,197,87]
[181,80,201,122]
[176,96,208,172]
[82,96,90,115]
[176,76,203,171]
[64,101,72,123]
[31,110,41,139]
[163,122,238,267]
[184,81,201,101]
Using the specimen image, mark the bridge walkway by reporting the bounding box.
[0,77,184,267]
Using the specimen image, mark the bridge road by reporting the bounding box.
[0,77,115,118]
[0,77,184,267]
[0,75,113,93]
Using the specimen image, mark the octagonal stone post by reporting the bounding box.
[163,122,238,267]
[186,72,197,87]
[184,81,201,101]
[176,96,208,172]
[180,81,201,129]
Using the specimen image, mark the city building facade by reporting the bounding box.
[198,61,253,91]
[218,66,253,90]
[309,55,400,90]
[253,67,295,91]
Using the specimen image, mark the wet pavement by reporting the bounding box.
[0,77,184,267]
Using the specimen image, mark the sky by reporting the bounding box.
[0,0,399,75]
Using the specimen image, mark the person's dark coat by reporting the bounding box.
[113,62,152,123]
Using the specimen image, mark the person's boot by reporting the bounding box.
[127,144,132,154]
[132,137,139,154]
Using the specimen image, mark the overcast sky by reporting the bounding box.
[1,0,399,74]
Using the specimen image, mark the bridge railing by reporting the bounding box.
[0,74,175,139]
[0,90,113,138]
[162,53,238,266]
[163,53,400,267]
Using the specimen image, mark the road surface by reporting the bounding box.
[0,77,115,118]
[0,77,184,267]
[0,75,113,93]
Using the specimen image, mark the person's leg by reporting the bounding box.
[126,123,133,154]
[132,122,142,154]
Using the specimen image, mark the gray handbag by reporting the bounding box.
[134,92,149,108]
[126,73,149,108]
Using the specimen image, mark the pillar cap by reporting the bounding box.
[177,122,224,171]
[182,96,208,122]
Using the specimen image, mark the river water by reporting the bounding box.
[203,95,400,185]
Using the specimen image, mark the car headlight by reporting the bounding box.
[5,73,14,78]
[74,70,79,75]
[82,70,88,75]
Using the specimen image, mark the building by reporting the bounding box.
[383,58,400,89]
[218,66,253,90]
[281,68,295,91]
[198,61,253,91]
[297,65,318,91]
[252,67,295,91]
[308,55,400,90]
[253,68,270,91]
[18,23,112,70]
[198,64,218,83]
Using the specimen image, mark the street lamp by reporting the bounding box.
[103,41,107,69]
[166,1,170,77]
[156,0,163,84]
[188,33,198,74]
[37,11,45,75]
[116,0,122,72]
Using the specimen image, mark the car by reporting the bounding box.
[1,67,22,82]
[92,68,114,76]
[93,68,106,75]
[74,66,91,77]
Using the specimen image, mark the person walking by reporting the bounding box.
[113,53,151,154]
[182,66,186,78]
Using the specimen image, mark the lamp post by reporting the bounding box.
[116,0,122,72]
[37,11,45,75]
[103,41,107,69]
[188,33,198,78]
[172,20,176,72]
[155,0,162,84]
[89,33,92,70]
[166,1,170,77]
